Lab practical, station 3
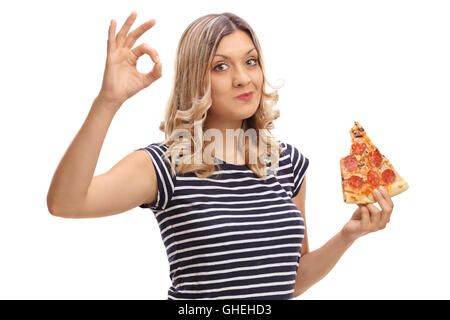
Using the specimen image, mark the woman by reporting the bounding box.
[47,11,394,300]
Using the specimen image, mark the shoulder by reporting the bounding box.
[137,142,176,210]
[140,142,169,156]
[278,141,307,163]
[277,140,310,198]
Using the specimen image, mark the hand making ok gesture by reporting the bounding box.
[98,11,162,108]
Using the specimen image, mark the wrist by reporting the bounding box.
[93,94,122,114]
[339,228,358,246]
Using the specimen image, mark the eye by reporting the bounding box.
[247,58,259,66]
[213,57,259,72]
[213,62,227,72]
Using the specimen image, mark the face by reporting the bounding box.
[208,29,263,125]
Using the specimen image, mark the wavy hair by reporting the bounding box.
[158,12,284,179]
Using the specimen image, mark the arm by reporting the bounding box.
[47,95,160,218]
[46,97,120,216]
[292,179,394,297]
[47,11,162,218]
[292,178,353,297]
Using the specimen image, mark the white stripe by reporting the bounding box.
[170,188,287,202]
[174,164,292,184]
[175,271,297,288]
[156,195,292,220]
[170,243,301,266]
[197,153,289,176]
[174,181,281,191]
[168,234,303,259]
[170,252,300,275]
[159,204,299,231]
[161,207,299,234]
[274,163,292,174]
[281,182,295,188]
[194,289,295,300]
[293,155,307,196]
[176,175,272,183]
[163,217,303,243]
[293,151,302,185]
[142,148,167,209]
[153,144,176,206]
[172,261,299,282]
[276,172,294,180]
[153,144,175,191]
[167,289,295,300]
[166,225,303,251]
[176,280,296,294]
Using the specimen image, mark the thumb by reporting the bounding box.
[350,206,361,220]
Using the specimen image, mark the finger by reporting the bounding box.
[360,205,370,232]
[373,188,391,217]
[108,19,117,53]
[378,186,394,226]
[117,11,138,47]
[143,58,162,87]
[131,44,162,86]
[131,43,160,63]
[125,18,156,49]
[380,186,394,210]
[351,206,361,220]
[366,203,381,229]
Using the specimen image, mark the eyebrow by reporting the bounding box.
[214,48,257,59]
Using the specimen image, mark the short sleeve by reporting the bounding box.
[134,143,176,211]
[287,143,309,198]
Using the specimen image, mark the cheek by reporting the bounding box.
[210,77,228,98]
[252,70,263,91]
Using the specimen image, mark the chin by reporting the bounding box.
[231,107,258,121]
[239,100,259,114]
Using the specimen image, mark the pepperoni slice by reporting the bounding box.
[369,150,383,167]
[344,155,358,171]
[351,143,366,155]
[367,170,380,186]
[347,175,364,189]
[382,169,396,184]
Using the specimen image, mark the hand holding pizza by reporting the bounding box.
[341,186,394,241]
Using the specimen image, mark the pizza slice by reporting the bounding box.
[340,121,409,204]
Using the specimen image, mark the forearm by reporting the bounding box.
[47,96,120,215]
[294,229,355,297]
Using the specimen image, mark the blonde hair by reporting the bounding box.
[159,12,283,179]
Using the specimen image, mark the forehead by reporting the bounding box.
[214,30,256,58]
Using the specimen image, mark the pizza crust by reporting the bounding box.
[343,191,375,204]
[386,178,409,197]
[342,177,409,204]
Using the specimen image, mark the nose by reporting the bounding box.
[232,65,251,87]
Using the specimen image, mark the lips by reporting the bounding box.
[236,91,253,99]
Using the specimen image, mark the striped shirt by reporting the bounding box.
[136,141,309,300]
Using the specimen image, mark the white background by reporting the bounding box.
[0,0,448,299]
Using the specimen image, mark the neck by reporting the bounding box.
[203,117,246,164]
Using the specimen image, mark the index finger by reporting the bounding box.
[116,11,138,47]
